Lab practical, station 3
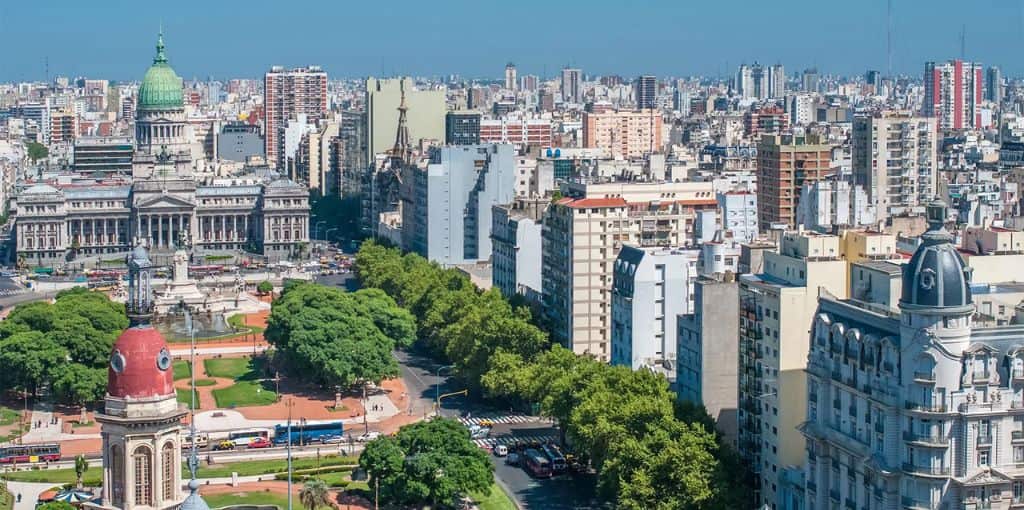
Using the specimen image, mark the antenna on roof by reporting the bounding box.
[886,0,893,76]
[960,24,966,60]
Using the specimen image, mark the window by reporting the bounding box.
[979,450,990,467]
[162,442,175,500]
[111,445,124,506]
[133,446,153,506]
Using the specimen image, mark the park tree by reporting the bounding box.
[53,365,107,409]
[0,332,68,395]
[298,478,330,510]
[26,141,48,163]
[257,280,273,295]
[359,418,492,507]
[36,503,74,510]
[74,454,89,489]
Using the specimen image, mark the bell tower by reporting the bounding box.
[93,244,186,510]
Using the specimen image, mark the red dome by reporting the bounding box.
[107,325,175,399]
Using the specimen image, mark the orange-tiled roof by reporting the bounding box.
[561,197,628,208]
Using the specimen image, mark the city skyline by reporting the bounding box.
[3,0,1024,81]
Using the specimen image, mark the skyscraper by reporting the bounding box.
[445,111,481,146]
[986,66,1003,103]
[264,66,328,170]
[561,67,582,104]
[801,68,820,93]
[634,75,657,109]
[767,64,785,99]
[923,60,984,130]
[505,62,517,91]
[865,69,882,91]
[736,64,754,98]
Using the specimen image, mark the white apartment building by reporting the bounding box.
[610,246,698,378]
[796,179,877,231]
[852,113,938,221]
[718,191,759,243]
[491,199,546,304]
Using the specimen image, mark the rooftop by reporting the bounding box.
[852,260,903,276]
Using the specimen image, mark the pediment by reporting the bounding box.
[962,467,1013,486]
[136,194,195,209]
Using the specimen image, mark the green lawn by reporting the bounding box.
[177,389,200,409]
[211,381,277,408]
[194,379,217,387]
[195,455,356,478]
[203,491,290,509]
[228,314,265,334]
[1,482,13,510]
[471,484,517,510]
[0,405,19,426]
[173,360,192,381]
[204,357,263,380]
[1,467,102,486]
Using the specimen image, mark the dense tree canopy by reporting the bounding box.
[265,282,415,388]
[354,241,754,509]
[0,288,128,404]
[359,418,493,507]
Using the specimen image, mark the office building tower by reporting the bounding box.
[635,75,657,109]
[610,246,698,380]
[479,118,552,151]
[492,199,547,303]
[520,75,539,93]
[923,60,984,130]
[986,66,1003,103]
[738,231,852,508]
[767,64,786,99]
[852,112,938,220]
[264,66,328,170]
[365,77,446,163]
[757,134,833,230]
[799,202,1024,510]
[582,110,663,158]
[865,69,882,92]
[295,119,339,195]
[399,144,516,265]
[736,64,755,99]
[445,111,482,146]
[505,63,517,91]
[542,181,716,361]
[72,137,134,175]
[678,274,740,445]
[337,109,367,197]
[802,68,820,93]
[751,63,767,99]
[561,68,582,104]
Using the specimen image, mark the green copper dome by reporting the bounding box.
[137,32,183,111]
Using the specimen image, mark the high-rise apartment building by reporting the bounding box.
[542,181,716,360]
[561,68,582,104]
[264,66,328,170]
[852,112,938,220]
[767,64,786,99]
[479,118,552,150]
[520,75,539,93]
[756,134,833,230]
[582,110,663,159]
[796,179,877,231]
[923,60,983,130]
[505,63,517,91]
[736,64,755,99]
[49,109,77,145]
[986,66,1003,103]
[635,75,657,109]
[399,144,516,265]
[492,199,547,303]
[865,69,882,92]
[445,111,481,146]
[802,68,820,93]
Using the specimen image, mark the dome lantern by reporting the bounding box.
[900,197,973,311]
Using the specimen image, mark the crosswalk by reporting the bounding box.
[0,288,27,296]
[457,414,537,426]
[473,434,557,449]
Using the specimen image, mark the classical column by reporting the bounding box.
[147,215,153,247]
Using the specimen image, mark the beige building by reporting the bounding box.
[542,180,716,360]
[296,119,340,195]
[582,110,663,159]
[365,77,446,163]
[852,112,938,221]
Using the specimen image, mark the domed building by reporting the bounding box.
[800,199,1024,510]
[132,32,193,180]
[92,245,192,510]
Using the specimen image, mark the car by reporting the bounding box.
[248,438,272,449]
[213,440,235,451]
[320,435,344,444]
[468,425,491,439]
[505,453,520,466]
[357,432,381,442]
[493,445,509,457]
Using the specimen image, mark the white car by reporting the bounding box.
[469,426,491,439]
[357,432,381,442]
[493,445,509,457]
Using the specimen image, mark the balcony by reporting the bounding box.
[977,434,993,446]
[905,401,947,413]
[902,431,949,447]
[901,462,950,477]
[1012,430,1024,442]
[913,371,936,384]
[901,496,932,509]
[1014,368,1024,382]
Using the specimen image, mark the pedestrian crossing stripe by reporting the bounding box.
[473,435,557,448]
[458,414,536,426]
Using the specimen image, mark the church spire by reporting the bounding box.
[390,80,412,166]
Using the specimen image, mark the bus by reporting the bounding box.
[184,432,209,448]
[0,444,61,464]
[522,448,552,478]
[273,421,344,445]
[228,429,271,447]
[541,444,567,473]
[189,265,224,278]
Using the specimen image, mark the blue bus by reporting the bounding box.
[273,421,344,445]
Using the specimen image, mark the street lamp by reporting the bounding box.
[435,365,454,415]
[314,220,327,241]
[325,228,338,244]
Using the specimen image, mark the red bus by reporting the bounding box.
[189,265,224,277]
[522,448,552,478]
[0,443,61,464]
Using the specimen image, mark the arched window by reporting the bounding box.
[162,441,176,501]
[110,445,124,506]
[133,445,153,506]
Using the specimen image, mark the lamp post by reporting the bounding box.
[435,365,454,416]
[313,220,326,242]
[325,228,338,245]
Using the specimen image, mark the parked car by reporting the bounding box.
[213,440,235,451]
[357,432,381,442]
[249,438,272,449]
[320,435,344,444]
[505,453,520,466]
[494,445,509,457]
[468,425,491,439]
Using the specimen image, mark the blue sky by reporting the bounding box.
[2,0,1022,81]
